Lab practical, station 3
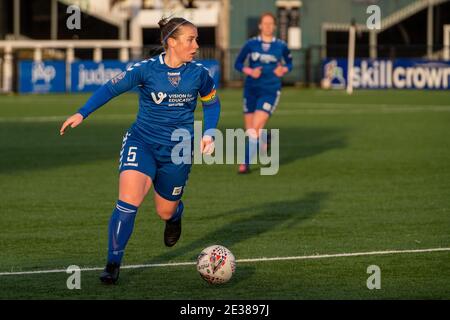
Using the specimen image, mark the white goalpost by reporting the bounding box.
[344,23,450,93]
[346,23,356,95]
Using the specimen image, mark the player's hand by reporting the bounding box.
[274,64,288,77]
[200,135,215,155]
[250,67,263,79]
[243,67,262,79]
[60,113,84,136]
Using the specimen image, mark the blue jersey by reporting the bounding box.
[104,53,217,146]
[234,36,293,91]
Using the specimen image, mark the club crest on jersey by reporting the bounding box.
[251,52,261,61]
[262,43,271,52]
[151,92,167,104]
[167,72,181,87]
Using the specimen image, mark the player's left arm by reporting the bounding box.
[199,68,221,155]
[77,62,146,119]
[60,62,146,135]
[234,41,251,72]
[274,43,293,77]
[282,43,293,73]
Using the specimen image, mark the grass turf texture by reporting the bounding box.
[0,89,449,299]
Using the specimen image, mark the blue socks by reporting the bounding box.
[168,201,184,223]
[107,200,138,265]
[106,200,184,264]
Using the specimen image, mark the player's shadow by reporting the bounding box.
[280,127,348,166]
[0,122,347,175]
[231,126,348,173]
[0,122,130,174]
[127,192,329,283]
[274,126,347,168]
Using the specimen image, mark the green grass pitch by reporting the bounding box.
[0,88,449,299]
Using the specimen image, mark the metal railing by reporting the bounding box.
[1,40,449,92]
[0,39,134,92]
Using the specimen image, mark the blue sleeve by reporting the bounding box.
[234,41,251,72]
[198,67,220,135]
[77,85,115,119]
[203,97,221,136]
[198,67,216,99]
[282,44,293,72]
[105,62,146,95]
[77,62,147,118]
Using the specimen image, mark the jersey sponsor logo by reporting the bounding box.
[168,93,196,106]
[251,52,278,64]
[151,92,167,104]
[167,72,181,87]
[172,186,183,196]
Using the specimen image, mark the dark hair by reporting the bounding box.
[259,12,276,24]
[158,17,196,48]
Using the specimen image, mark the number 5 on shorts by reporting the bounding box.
[127,147,137,162]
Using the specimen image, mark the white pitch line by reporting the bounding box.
[0,247,449,277]
[1,105,450,123]
[236,247,450,263]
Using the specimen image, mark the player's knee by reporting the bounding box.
[246,128,259,139]
[155,205,177,220]
[118,194,143,208]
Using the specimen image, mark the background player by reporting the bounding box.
[59,17,220,284]
[234,12,293,174]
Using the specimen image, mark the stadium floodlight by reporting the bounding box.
[346,20,356,95]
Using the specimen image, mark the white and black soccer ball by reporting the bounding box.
[196,245,236,284]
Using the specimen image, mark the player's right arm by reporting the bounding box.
[60,62,146,135]
[198,67,221,155]
[234,41,262,79]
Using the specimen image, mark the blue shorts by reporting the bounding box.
[118,130,192,201]
[243,87,281,115]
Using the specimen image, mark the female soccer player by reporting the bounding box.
[59,17,220,284]
[234,12,292,174]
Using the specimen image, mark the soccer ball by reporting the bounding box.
[196,245,236,284]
